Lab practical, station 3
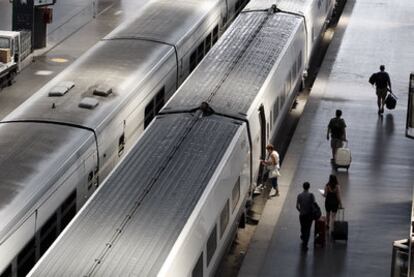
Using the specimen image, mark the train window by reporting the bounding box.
[61,190,76,214]
[118,133,125,157]
[87,171,93,190]
[273,98,279,123]
[40,212,58,255]
[192,253,204,277]
[206,225,217,266]
[205,33,212,53]
[144,87,165,128]
[312,27,315,41]
[0,265,12,277]
[235,0,240,12]
[144,101,154,128]
[61,192,77,230]
[270,110,273,130]
[17,238,36,277]
[231,177,240,212]
[297,51,302,75]
[212,25,219,44]
[267,123,270,140]
[155,87,165,114]
[197,42,204,63]
[285,77,291,96]
[220,200,230,239]
[190,51,197,72]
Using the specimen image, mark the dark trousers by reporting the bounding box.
[299,214,313,245]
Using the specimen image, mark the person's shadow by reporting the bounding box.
[385,113,394,135]
[370,114,393,171]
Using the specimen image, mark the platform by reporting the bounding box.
[0,0,150,119]
[239,0,414,276]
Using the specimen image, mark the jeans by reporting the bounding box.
[270,177,278,190]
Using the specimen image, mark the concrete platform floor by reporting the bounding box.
[239,0,414,276]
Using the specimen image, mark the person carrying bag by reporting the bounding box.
[261,144,280,197]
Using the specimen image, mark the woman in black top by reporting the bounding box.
[323,174,343,230]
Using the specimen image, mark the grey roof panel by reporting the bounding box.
[0,123,93,240]
[5,39,174,129]
[162,12,300,117]
[106,0,214,46]
[31,113,239,276]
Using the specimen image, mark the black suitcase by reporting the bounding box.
[385,92,397,110]
[332,209,348,241]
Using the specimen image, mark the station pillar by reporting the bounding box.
[12,0,55,50]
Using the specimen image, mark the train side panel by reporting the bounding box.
[158,125,250,277]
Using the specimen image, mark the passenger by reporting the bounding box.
[327,109,347,161]
[260,144,280,197]
[323,174,343,231]
[296,182,314,251]
[370,65,392,115]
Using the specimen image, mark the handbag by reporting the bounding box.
[312,202,322,220]
[268,166,280,178]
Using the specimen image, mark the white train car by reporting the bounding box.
[0,0,243,276]
[28,0,335,276]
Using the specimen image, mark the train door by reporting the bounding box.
[257,105,266,184]
[258,105,266,159]
[79,150,98,207]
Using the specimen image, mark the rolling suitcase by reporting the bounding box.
[314,216,326,247]
[332,209,348,241]
[334,141,351,171]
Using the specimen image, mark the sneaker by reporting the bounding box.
[269,188,276,196]
[257,184,264,190]
[253,188,261,195]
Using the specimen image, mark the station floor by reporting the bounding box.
[0,0,149,119]
[239,0,414,276]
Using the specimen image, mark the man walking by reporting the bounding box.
[327,109,347,161]
[370,65,392,114]
[296,182,315,251]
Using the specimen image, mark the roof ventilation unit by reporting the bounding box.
[93,85,113,97]
[48,81,75,97]
[79,97,99,109]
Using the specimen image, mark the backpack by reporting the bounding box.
[312,202,322,220]
[369,73,377,85]
[330,118,345,139]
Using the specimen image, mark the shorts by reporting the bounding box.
[325,204,338,213]
[376,88,387,100]
[330,138,343,150]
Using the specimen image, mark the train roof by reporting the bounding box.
[3,0,219,131]
[0,123,94,241]
[106,0,220,47]
[4,39,174,128]
[162,10,301,118]
[29,113,240,276]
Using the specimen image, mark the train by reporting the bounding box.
[26,0,337,276]
[0,0,246,276]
